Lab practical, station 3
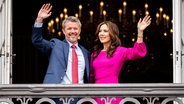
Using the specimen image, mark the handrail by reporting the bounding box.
[0,83,184,97]
[1,83,184,104]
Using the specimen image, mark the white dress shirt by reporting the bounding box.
[61,41,85,84]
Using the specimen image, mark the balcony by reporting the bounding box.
[0,83,184,104]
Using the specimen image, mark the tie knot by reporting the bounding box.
[71,45,76,49]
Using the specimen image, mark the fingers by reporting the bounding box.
[40,4,45,10]
[41,3,52,11]
[138,18,142,24]
[143,15,150,21]
[143,15,151,24]
[146,19,151,26]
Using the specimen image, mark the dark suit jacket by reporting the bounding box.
[32,27,90,84]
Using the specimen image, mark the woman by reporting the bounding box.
[90,15,151,104]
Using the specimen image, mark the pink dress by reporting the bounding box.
[90,42,147,104]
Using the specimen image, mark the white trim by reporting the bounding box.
[173,0,182,83]
[0,0,12,84]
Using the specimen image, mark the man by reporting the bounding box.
[32,3,90,104]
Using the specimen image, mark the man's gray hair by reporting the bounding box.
[62,16,82,29]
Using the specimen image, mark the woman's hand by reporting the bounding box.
[136,15,151,43]
[137,15,151,33]
[36,3,53,23]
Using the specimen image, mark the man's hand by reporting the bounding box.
[36,3,53,23]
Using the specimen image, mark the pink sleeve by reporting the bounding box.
[127,42,147,60]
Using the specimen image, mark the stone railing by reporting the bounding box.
[0,83,184,104]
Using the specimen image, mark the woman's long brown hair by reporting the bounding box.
[92,21,121,58]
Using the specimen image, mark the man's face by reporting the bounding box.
[62,21,81,44]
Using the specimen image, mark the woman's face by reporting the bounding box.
[98,24,111,44]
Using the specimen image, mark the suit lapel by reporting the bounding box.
[63,40,69,71]
[79,45,90,80]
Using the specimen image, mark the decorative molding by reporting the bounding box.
[1,84,184,104]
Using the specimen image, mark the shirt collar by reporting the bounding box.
[66,40,79,49]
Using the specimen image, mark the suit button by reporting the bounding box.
[60,77,63,79]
